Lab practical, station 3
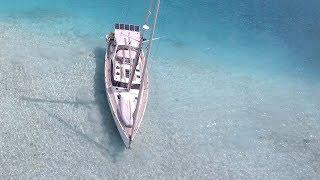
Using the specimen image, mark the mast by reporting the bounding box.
[128,0,160,146]
[131,0,160,139]
[127,0,154,91]
[142,0,160,77]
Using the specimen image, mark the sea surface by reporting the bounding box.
[0,0,320,178]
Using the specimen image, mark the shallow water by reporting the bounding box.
[0,0,320,178]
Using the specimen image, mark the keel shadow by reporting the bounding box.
[20,96,95,109]
[18,47,126,161]
[20,96,124,161]
[35,104,115,156]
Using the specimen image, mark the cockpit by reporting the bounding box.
[111,46,142,90]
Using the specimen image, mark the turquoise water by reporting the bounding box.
[0,0,320,178]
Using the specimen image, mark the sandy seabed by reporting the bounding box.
[0,2,320,178]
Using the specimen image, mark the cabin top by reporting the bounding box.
[114,23,141,48]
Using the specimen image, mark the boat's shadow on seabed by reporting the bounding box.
[93,46,126,155]
[20,47,126,162]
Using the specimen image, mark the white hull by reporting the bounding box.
[103,0,160,148]
[105,39,149,148]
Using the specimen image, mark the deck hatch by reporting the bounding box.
[125,69,130,78]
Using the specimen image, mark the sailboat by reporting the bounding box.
[104,0,160,148]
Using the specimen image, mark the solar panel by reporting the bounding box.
[125,24,129,30]
[130,25,134,31]
[135,26,140,32]
[116,23,140,32]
